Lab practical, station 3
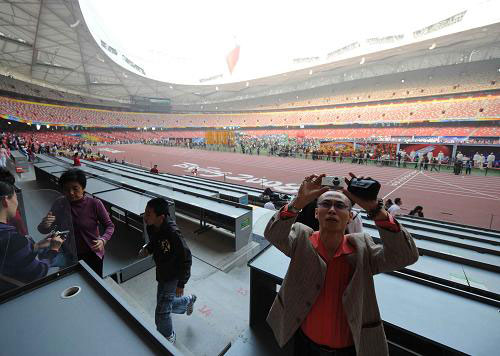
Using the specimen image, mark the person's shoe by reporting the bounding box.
[186,294,197,316]
[166,331,176,344]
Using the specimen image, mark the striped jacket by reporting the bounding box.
[264,212,419,355]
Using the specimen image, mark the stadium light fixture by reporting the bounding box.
[429,43,436,50]
[360,57,365,65]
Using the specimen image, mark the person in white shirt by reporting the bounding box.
[427,151,433,162]
[0,145,8,168]
[410,150,416,162]
[387,197,403,216]
[417,153,424,170]
[346,211,364,233]
[487,153,495,168]
[473,152,480,168]
[437,151,444,171]
[456,152,463,162]
[264,201,276,210]
[479,154,485,170]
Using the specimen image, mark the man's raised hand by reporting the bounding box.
[293,174,330,209]
[342,172,379,212]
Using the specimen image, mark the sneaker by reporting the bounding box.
[186,294,197,316]
[166,331,176,344]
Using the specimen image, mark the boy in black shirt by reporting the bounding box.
[139,197,196,343]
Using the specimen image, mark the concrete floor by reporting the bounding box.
[15,162,271,356]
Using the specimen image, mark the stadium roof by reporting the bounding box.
[0,0,499,106]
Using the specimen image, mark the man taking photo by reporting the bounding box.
[264,173,419,355]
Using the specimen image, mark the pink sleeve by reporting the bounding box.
[95,199,115,241]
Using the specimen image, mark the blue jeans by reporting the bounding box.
[155,279,190,338]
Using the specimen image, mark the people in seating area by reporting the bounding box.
[409,206,424,217]
[0,145,9,169]
[0,168,27,236]
[138,197,196,344]
[73,152,81,166]
[264,173,418,355]
[38,169,114,276]
[264,199,276,210]
[388,197,403,216]
[0,181,65,293]
[150,164,159,174]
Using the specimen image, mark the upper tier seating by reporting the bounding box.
[1,94,499,129]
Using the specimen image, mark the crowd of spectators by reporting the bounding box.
[1,93,499,129]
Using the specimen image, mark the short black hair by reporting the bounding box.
[146,197,170,217]
[0,181,15,198]
[59,168,87,190]
[0,168,15,185]
[395,197,402,205]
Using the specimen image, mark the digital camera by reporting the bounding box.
[53,230,70,240]
[347,177,381,200]
[321,176,345,190]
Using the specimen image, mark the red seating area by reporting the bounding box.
[473,126,500,137]
[1,95,499,129]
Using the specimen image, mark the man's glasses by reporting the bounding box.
[317,200,350,211]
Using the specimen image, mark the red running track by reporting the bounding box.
[99,144,500,230]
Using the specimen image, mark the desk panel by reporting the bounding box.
[249,246,500,356]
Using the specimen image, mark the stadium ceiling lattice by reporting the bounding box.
[0,0,499,107]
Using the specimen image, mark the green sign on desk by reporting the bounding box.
[240,217,251,230]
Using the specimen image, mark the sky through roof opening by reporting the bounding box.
[79,0,500,85]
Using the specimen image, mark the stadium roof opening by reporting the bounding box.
[80,0,500,85]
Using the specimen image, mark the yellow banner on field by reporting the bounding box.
[205,130,235,145]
